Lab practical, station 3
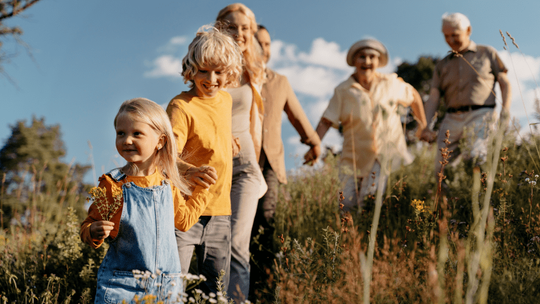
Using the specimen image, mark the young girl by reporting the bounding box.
[80,98,211,303]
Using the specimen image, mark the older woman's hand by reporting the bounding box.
[303,144,321,166]
[419,128,437,143]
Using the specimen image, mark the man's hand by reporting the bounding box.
[185,165,218,189]
[419,128,437,143]
[232,137,241,157]
[90,221,115,240]
[500,107,511,130]
[303,144,321,165]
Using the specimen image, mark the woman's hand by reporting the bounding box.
[232,137,241,157]
[303,144,321,165]
[90,221,115,240]
[186,166,218,189]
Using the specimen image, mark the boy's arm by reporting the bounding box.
[174,186,213,232]
[167,102,217,188]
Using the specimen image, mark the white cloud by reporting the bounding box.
[268,38,353,103]
[144,55,182,78]
[276,65,345,98]
[297,38,350,70]
[497,50,540,126]
[156,36,189,53]
[144,36,189,78]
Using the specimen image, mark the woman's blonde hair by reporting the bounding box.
[216,3,264,86]
[182,25,243,89]
[114,98,191,195]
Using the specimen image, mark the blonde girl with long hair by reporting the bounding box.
[216,3,267,302]
[81,98,211,302]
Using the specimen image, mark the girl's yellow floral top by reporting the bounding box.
[80,169,211,249]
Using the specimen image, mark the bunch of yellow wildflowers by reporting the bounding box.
[411,199,427,213]
[87,186,123,221]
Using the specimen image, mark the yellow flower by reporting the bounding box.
[88,186,123,221]
[411,199,426,213]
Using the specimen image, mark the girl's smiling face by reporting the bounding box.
[222,11,251,53]
[115,113,165,175]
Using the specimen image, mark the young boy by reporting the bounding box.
[166,26,243,294]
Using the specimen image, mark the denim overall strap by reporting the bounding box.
[107,168,126,182]
[95,178,183,303]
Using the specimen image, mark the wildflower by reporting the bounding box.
[155,269,162,275]
[525,178,530,182]
[189,297,195,303]
[209,299,217,304]
[532,181,537,186]
[195,289,202,294]
[170,281,176,286]
[411,199,427,213]
[209,292,216,298]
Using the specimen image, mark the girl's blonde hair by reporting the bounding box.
[182,25,243,89]
[114,98,191,195]
[216,3,264,86]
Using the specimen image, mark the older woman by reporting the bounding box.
[304,39,427,212]
[216,3,266,302]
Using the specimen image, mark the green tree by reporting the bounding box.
[0,117,90,229]
[396,56,447,140]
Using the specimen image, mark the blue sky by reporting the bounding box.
[2,0,540,184]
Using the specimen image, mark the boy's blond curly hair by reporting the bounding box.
[182,25,243,88]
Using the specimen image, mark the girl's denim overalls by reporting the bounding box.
[94,169,183,304]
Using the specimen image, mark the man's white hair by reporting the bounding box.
[442,12,471,30]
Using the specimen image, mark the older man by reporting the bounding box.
[250,24,321,295]
[420,13,511,176]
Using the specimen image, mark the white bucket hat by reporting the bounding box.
[346,39,389,68]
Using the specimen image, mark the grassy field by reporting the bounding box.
[2,121,540,303]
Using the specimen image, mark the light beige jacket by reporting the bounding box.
[260,69,320,184]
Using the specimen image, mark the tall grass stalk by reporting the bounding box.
[360,157,388,304]
[465,114,507,304]
[436,197,448,304]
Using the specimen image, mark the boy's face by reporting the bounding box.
[192,63,228,98]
